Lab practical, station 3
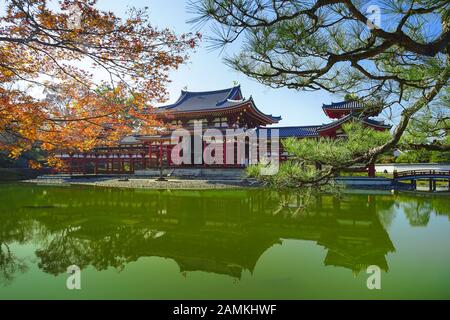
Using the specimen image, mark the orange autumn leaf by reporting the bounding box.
[28,160,42,170]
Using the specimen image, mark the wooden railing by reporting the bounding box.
[393,170,450,179]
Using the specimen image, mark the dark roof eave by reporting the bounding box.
[362,120,392,129]
[151,99,281,124]
[150,100,248,116]
[246,97,281,124]
[259,125,321,138]
[322,101,366,110]
[156,85,242,112]
[317,115,390,132]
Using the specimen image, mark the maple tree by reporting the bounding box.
[0,0,200,167]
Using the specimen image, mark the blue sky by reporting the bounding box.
[97,0,335,126]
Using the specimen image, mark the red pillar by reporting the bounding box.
[74,157,78,174]
[223,139,227,167]
[142,153,146,170]
[202,141,206,167]
[120,155,124,174]
[166,146,171,167]
[236,139,240,168]
[130,154,134,173]
[68,155,73,176]
[94,155,98,175]
[111,154,115,173]
[82,154,87,175]
[148,143,153,168]
[159,141,163,167]
[111,155,114,173]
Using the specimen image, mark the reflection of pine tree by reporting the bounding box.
[0,243,28,286]
[395,194,449,226]
[35,228,92,276]
[35,225,148,275]
[0,207,34,286]
[375,196,398,229]
[402,200,432,227]
[429,197,450,220]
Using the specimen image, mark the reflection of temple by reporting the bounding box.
[2,186,395,279]
[319,197,393,274]
[263,194,395,275]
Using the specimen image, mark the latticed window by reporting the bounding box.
[213,117,228,128]
[187,119,207,126]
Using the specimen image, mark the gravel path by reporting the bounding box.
[26,177,261,190]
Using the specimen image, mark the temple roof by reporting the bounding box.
[258,114,390,139]
[318,114,391,133]
[158,85,244,112]
[152,85,281,124]
[322,100,366,119]
[322,100,365,110]
[260,126,321,138]
[363,117,392,128]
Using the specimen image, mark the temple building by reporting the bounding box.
[59,85,391,175]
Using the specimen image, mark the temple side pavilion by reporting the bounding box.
[59,85,391,176]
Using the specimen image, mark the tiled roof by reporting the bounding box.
[362,118,391,129]
[258,126,321,138]
[151,85,281,123]
[322,100,365,110]
[318,114,391,132]
[318,113,354,131]
[156,85,245,112]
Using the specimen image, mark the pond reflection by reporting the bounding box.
[1,184,447,288]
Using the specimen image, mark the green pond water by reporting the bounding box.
[0,183,449,300]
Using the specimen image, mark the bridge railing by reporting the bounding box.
[393,170,450,179]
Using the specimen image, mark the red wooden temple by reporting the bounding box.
[58,85,391,176]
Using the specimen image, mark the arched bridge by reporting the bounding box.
[393,170,450,181]
[393,170,450,192]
